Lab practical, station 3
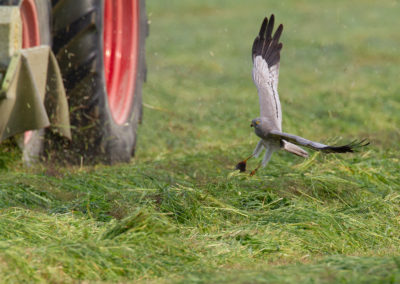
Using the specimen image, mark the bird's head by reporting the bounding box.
[251,117,270,139]
[250,118,262,128]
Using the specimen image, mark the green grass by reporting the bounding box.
[1,0,400,282]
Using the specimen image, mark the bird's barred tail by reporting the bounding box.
[282,141,309,158]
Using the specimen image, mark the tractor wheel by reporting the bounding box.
[47,0,148,164]
[0,0,52,165]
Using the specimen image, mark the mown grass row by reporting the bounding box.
[0,146,399,282]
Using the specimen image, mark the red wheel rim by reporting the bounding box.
[21,0,41,144]
[103,0,139,125]
[20,0,40,48]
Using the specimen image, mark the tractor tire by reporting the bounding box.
[46,0,148,164]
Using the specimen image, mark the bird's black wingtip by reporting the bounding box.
[252,13,284,66]
[324,139,370,153]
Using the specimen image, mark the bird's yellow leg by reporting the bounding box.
[250,163,262,176]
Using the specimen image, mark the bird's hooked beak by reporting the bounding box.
[250,122,254,127]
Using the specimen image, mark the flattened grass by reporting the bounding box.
[1,0,400,282]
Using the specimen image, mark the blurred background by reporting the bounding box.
[139,0,399,165]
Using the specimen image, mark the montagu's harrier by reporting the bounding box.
[236,15,368,175]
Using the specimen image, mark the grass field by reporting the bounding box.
[1,0,400,282]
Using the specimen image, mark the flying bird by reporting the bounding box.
[236,15,368,175]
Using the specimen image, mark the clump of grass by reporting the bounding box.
[0,138,21,171]
[0,151,399,282]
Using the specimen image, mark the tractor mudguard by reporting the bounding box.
[0,46,71,141]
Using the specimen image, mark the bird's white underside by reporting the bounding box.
[252,55,282,131]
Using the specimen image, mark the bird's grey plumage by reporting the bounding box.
[236,15,369,174]
[252,117,369,153]
[268,130,369,153]
[252,15,283,131]
[250,15,309,165]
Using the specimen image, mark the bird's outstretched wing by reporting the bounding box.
[252,15,284,131]
[269,130,370,153]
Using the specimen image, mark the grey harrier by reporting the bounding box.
[236,15,368,175]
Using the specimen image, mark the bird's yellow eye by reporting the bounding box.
[255,121,260,125]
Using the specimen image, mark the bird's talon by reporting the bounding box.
[250,169,257,176]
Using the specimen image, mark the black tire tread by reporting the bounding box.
[44,0,147,164]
